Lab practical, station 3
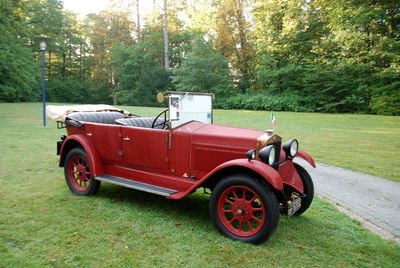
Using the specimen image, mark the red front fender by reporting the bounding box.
[278,149,315,193]
[59,135,105,177]
[297,150,316,168]
[169,159,283,199]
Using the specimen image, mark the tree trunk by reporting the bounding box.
[136,0,140,45]
[62,52,66,80]
[112,72,116,105]
[163,0,169,70]
[153,0,156,23]
[79,42,83,79]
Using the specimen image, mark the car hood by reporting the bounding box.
[190,123,265,150]
[174,121,278,178]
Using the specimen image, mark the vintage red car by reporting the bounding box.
[48,91,316,244]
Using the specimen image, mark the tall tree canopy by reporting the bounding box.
[0,0,40,101]
[172,38,232,96]
[214,0,253,92]
[0,0,399,114]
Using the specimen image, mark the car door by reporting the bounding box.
[84,123,123,164]
[121,126,169,171]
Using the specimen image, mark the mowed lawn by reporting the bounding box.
[0,102,399,267]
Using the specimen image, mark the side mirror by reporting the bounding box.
[156,92,165,103]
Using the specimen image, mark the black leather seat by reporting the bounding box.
[67,112,125,124]
[115,117,167,129]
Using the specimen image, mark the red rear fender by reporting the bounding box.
[59,135,104,177]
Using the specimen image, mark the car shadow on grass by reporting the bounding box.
[92,182,323,245]
[95,183,212,224]
[62,182,393,260]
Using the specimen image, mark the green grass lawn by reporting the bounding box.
[0,103,399,267]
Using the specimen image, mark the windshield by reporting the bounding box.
[168,92,213,128]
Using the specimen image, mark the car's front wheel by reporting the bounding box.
[209,174,279,244]
[293,163,314,216]
[64,147,100,196]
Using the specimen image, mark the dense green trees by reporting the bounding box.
[172,38,232,96]
[0,0,399,115]
[0,0,40,101]
[214,0,253,92]
[111,44,171,106]
[251,0,400,114]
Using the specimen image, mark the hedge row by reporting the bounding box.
[214,91,315,112]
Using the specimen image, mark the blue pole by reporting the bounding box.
[42,50,46,127]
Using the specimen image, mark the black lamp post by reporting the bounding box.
[35,36,50,127]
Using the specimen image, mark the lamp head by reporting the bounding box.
[39,40,46,51]
[34,36,51,51]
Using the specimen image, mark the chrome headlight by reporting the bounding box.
[258,145,276,166]
[283,139,298,158]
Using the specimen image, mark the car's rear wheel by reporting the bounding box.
[209,174,279,244]
[64,147,100,196]
[292,163,314,216]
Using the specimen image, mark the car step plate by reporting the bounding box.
[288,197,302,216]
[95,174,178,197]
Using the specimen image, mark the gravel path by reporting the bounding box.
[294,159,400,244]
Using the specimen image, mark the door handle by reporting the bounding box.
[123,137,130,141]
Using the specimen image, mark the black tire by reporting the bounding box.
[64,147,101,196]
[293,163,314,216]
[209,174,280,244]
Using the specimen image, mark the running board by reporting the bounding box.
[95,174,178,197]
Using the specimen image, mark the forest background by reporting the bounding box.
[1,0,399,115]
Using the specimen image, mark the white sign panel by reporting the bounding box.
[169,93,213,128]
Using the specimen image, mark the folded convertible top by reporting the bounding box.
[46,104,127,123]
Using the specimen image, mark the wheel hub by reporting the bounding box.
[233,202,252,220]
[236,208,244,215]
[76,166,85,177]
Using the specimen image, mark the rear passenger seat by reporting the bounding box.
[67,111,125,124]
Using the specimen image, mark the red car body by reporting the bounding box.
[60,120,314,197]
[53,93,316,244]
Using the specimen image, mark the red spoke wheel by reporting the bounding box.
[210,175,279,244]
[218,186,265,237]
[64,148,100,196]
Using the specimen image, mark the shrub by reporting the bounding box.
[370,90,400,116]
[47,79,98,104]
[214,91,315,112]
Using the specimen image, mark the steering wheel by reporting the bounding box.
[152,108,168,129]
